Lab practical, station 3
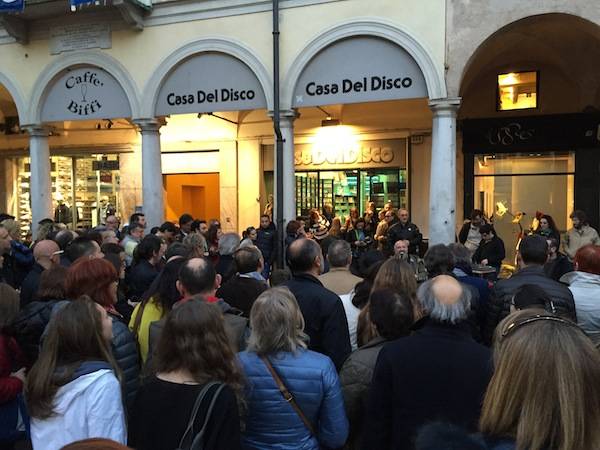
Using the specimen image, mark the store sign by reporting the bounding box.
[293,36,427,107]
[93,160,119,171]
[41,67,132,121]
[156,52,267,115]
[294,139,406,171]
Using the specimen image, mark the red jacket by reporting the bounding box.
[0,333,26,404]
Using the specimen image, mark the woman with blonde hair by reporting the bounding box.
[356,259,418,346]
[238,287,348,450]
[480,309,600,450]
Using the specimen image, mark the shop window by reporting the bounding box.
[474,152,574,264]
[497,71,538,111]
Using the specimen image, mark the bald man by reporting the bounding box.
[363,275,492,450]
[385,208,422,256]
[20,239,60,307]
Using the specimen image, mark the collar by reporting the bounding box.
[239,271,267,283]
[362,336,388,349]
[292,272,323,285]
[328,267,351,273]
[416,318,473,338]
[517,264,545,275]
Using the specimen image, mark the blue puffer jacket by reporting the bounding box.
[238,349,348,450]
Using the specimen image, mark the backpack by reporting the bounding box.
[176,382,225,450]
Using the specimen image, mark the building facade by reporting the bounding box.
[0,0,597,248]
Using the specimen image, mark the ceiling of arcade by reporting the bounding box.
[458,13,600,118]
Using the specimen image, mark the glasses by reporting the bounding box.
[501,314,580,338]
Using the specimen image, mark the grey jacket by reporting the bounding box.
[339,336,387,450]
[145,297,248,373]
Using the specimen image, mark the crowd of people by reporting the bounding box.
[1,203,600,450]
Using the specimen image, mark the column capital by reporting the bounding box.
[268,109,299,123]
[429,97,461,116]
[133,118,165,133]
[22,125,51,137]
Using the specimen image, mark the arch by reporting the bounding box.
[282,18,446,109]
[141,37,273,118]
[0,71,27,124]
[27,51,141,125]
[454,12,600,96]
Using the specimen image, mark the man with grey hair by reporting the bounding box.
[363,275,492,450]
[319,239,363,350]
[215,232,240,283]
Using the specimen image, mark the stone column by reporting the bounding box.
[277,111,297,226]
[135,119,164,229]
[428,98,461,246]
[26,126,52,234]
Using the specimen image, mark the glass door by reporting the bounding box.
[295,172,319,217]
[360,169,407,213]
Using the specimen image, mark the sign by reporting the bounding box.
[93,160,119,171]
[462,114,600,153]
[50,24,111,55]
[156,52,267,115]
[289,139,406,171]
[40,66,132,122]
[293,36,427,107]
[0,0,23,12]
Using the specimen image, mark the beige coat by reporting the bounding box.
[564,225,600,259]
[319,267,363,296]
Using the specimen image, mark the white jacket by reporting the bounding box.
[31,369,126,450]
[561,271,600,344]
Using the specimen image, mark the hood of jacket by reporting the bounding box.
[560,270,600,287]
[52,366,113,415]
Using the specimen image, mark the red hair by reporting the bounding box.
[65,258,118,307]
[574,245,600,275]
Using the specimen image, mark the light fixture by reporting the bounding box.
[317,106,340,127]
[495,202,508,217]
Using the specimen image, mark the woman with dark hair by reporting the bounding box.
[206,223,223,263]
[65,258,139,406]
[473,224,506,275]
[534,214,560,245]
[340,288,414,450]
[126,235,165,301]
[129,300,242,450]
[239,287,348,450]
[346,218,372,262]
[27,298,126,448]
[129,257,186,363]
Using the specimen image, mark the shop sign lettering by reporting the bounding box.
[65,71,104,116]
[295,145,394,166]
[166,88,256,106]
[486,122,535,146]
[305,76,412,97]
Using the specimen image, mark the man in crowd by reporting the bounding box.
[191,219,209,237]
[65,236,104,263]
[157,221,178,246]
[104,215,121,239]
[458,209,486,255]
[129,212,146,230]
[564,209,599,260]
[386,208,422,256]
[0,224,33,288]
[255,214,277,279]
[544,237,573,281]
[216,246,268,317]
[121,222,144,266]
[284,238,351,370]
[394,239,427,283]
[20,240,60,307]
[484,235,576,344]
[363,276,492,450]
[178,213,194,241]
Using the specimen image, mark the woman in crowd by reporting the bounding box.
[126,235,165,301]
[346,218,371,261]
[535,214,561,246]
[374,210,389,251]
[129,257,186,364]
[129,300,241,450]
[215,233,241,284]
[356,258,418,347]
[560,244,600,346]
[65,258,139,406]
[183,232,208,258]
[240,227,258,247]
[328,217,343,239]
[0,283,27,448]
[345,207,360,232]
[340,288,414,450]
[479,309,600,449]
[239,287,348,450]
[26,298,126,448]
[206,223,222,263]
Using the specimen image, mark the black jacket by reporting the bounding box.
[256,224,277,264]
[126,260,160,301]
[216,275,268,317]
[362,320,492,450]
[458,221,475,244]
[472,236,505,270]
[10,299,60,365]
[20,263,45,307]
[283,273,351,370]
[215,255,235,284]
[109,312,140,408]
[483,265,577,344]
[385,221,422,255]
[544,253,573,281]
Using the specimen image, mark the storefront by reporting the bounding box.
[462,113,600,261]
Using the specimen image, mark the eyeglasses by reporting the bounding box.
[501,314,581,338]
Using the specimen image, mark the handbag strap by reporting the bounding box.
[260,355,316,436]
[177,381,225,450]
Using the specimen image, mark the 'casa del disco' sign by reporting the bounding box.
[41,67,132,122]
[155,52,267,115]
[293,36,428,107]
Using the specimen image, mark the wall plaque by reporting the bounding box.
[49,23,111,55]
